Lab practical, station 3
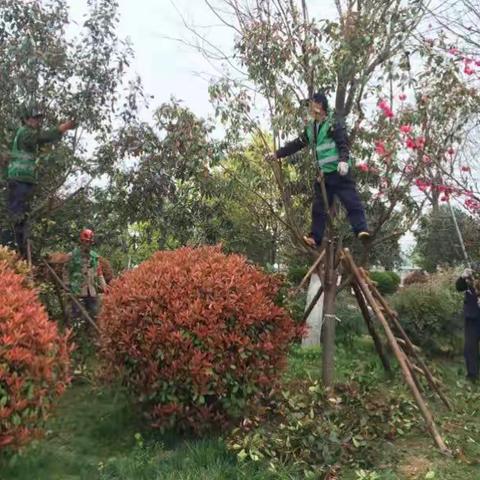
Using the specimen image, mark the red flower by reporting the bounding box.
[422,154,432,164]
[475,60,480,67]
[375,141,386,155]
[415,179,429,192]
[400,124,412,134]
[464,66,475,75]
[447,147,455,156]
[406,137,416,149]
[440,195,450,202]
[399,93,407,101]
[461,165,471,172]
[415,136,426,149]
[357,163,369,172]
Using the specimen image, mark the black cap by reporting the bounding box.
[311,91,329,112]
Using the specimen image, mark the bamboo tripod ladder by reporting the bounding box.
[297,242,452,455]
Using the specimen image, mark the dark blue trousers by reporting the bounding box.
[7,180,34,257]
[311,172,368,245]
[464,317,480,380]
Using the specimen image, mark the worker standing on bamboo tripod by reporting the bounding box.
[265,91,369,248]
[6,105,76,257]
[64,229,107,327]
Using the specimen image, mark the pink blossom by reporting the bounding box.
[475,60,480,67]
[384,108,394,118]
[449,47,460,55]
[422,154,432,164]
[404,164,414,174]
[447,147,455,156]
[406,137,416,149]
[378,100,394,118]
[415,179,429,192]
[399,93,407,101]
[415,136,426,149]
[357,163,369,173]
[375,141,386,156]
[464,58,474,65]
[464,66,475,75]
[461,165,471,172]
[378,99,388,110]
[400,124,412,134]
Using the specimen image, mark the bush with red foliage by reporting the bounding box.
[98,246,300,432]
[0,262,71,451]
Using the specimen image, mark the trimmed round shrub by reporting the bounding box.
[368,271,400,295]
[392,270,463,355]
[0,262,71,451]
[98,245,300,432]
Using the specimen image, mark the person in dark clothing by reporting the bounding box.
[265,91,369,247]
[456,265,480,382]
[6,105,76,257]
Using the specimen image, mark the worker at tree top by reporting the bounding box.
[7,105,76,257]
[456,264,480,382]
[65,228,107,322]
[266,91,369,248]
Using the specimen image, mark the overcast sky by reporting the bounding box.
[66,1,339,121]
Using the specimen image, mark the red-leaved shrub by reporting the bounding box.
[99,246,300,432]
[0,262,71,451]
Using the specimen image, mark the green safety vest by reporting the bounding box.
[305,114,348,174]
[69,247,100,296]
[7,127,37,183]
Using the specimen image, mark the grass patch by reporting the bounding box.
[1,337,480,479]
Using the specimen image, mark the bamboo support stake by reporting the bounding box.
[351,282,391,372]
[361,269,451,410]
[343,249,450,454]
[291,249,325,297]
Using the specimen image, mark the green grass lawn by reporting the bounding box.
[1,339,480,479]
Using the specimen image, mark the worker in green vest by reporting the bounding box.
[7,105,76,257]
[65,228,107,323]
[265,91,369,247]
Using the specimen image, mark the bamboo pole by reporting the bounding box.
[42,260,101,335]
[343,249,450,454]
[322,238,338,387]
[351,282,391,372]
[361,269,451,410]
[291,249,326,297]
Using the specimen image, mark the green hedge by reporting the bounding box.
[369,271,401,295]
[392,271,463,355]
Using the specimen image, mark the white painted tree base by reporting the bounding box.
[302,273,323,347]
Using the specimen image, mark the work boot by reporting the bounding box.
[357,231,371,243]
[303,235,318,248]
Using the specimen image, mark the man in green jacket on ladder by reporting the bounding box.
[7,105,76,257]
[266,91,369,248]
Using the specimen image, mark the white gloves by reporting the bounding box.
[265,152,277,162]
[337,161,349,176]
[462,268,473,279]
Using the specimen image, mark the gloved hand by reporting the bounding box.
[337,161,349,176]
[264,152,277,162]
[462,268,473,278]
